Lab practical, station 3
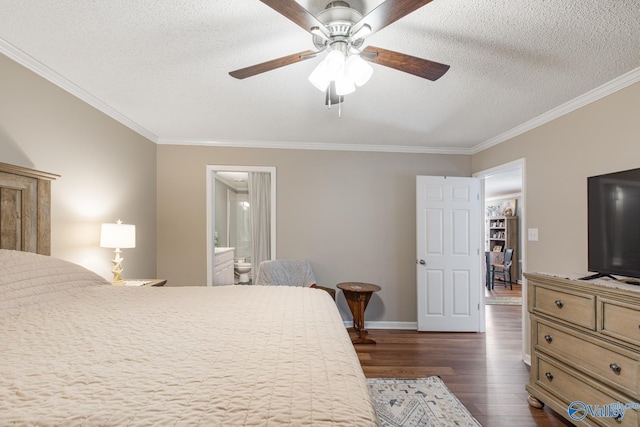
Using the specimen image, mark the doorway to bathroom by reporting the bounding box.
[205,165,276,286]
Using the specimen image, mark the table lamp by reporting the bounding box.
[100,219,135,285]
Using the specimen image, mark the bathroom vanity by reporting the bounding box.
[214,247,235,285]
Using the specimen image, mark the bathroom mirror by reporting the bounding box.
[206,165,276,286]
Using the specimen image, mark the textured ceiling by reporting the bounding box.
[1,0,639,153]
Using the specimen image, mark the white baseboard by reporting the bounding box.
[343,320,418,330]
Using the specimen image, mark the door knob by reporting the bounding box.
[419,259,426,265]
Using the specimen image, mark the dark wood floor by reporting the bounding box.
[353,281,572,427]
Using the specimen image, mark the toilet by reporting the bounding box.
[234,258,252,284]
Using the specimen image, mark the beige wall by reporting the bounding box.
[473,81,640,357]
[0,54,157,280]
[7,46,636,326]
[473,81,640,275]
[157,145,471,322]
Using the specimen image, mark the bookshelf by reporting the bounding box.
[488,216,519,280]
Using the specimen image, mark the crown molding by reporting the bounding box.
[156,137,473,155]
[0,39,158,143]
[472,66,640,154]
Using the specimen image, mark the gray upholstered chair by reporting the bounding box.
[254,259,336,300]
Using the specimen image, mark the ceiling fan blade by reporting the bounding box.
[229,50,316,79]
[353,0,435,36]
[363,46,450,81]
[259,0,329,36]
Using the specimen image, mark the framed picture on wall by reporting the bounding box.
[503,199,517,216]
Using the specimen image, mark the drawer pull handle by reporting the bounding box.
[544,335,553,343]
[545,372,554,381]
[554,300,564,308]
[610,363,621,374]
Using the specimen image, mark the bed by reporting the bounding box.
[0,163,379,426]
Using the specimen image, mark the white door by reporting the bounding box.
[417,176,482,332]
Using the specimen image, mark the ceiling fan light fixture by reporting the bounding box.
[308,61,331,91]
[309,51,371,97]
[334,73,356,96]
[345,54,373,87]
[325,48,347,78]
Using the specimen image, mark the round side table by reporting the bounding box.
[337,282,381,344]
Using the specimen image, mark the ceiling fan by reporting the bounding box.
[229,0,450,107]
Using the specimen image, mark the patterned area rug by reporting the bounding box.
[367,377,482,427]
[484,296,522,305]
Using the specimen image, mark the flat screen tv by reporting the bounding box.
[582,167,640,283]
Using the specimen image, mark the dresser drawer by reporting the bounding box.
[599,297,640,348]
[536,356,640,427]
[536,320,639,398]
[533,286,596,329]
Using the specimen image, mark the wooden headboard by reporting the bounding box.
[0,162,60,255]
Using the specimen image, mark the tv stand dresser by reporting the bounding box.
[525,272,640,426]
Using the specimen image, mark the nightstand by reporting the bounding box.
[124,279,167,287]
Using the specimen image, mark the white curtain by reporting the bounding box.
[248,172,271,280]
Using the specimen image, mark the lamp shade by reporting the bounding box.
[324,49,346,78]
[308,50,374,98]
[345,55,373,87]
[100,222,135,249]
[308,61,331,92]
[334,73,356,96]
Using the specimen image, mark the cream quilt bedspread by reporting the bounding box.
[0,250,379,426]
